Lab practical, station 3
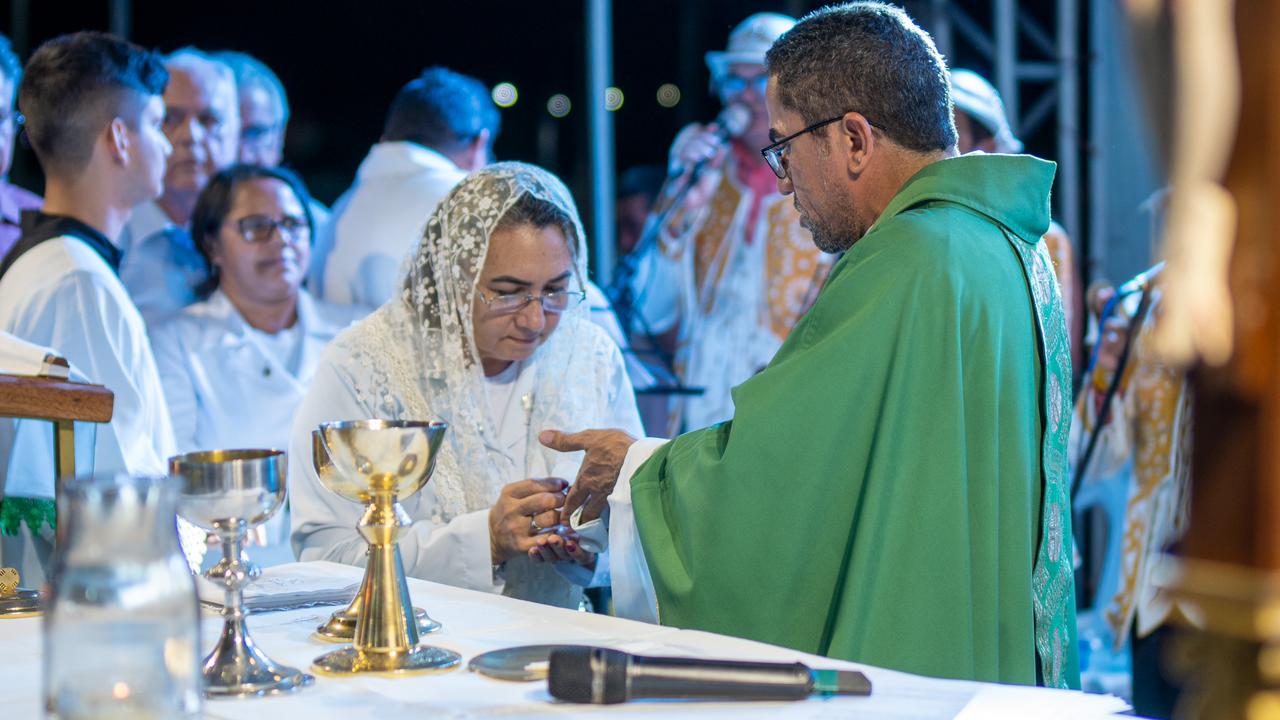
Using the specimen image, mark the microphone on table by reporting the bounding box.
[547,647,872,704]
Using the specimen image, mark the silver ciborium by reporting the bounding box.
[311,430,441,642]
[171,449,314,697]
[310,420,460,676]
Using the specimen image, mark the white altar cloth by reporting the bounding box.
[0,561,1132,719]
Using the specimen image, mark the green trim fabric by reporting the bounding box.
[0,497,56,536]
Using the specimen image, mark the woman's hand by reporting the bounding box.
[527,531,596,570]
[488,477,567,564]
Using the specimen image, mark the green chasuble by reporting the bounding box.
[629,154,1079,688]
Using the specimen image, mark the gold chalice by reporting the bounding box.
[310,420,459,676]
[311,430,441,643]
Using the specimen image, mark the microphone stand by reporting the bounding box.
[1069,272,1160,501]
[609,153,718,394]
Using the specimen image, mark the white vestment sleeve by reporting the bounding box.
[289,354,502,593]
[551,337,643,590]
[149,320,199,454]
[571,437,667,623]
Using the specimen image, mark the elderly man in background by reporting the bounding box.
[216,50,288,167]
[623,12,833,435]
[0,34,41,261]
[217,50,332,276]
[951,68,1081,361]
[318,66,495,308]
[117,47,240,324]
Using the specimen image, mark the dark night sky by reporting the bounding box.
[3,1,1068,215]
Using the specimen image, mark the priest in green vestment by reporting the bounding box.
[536,1,1078,689]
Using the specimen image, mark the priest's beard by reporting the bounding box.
[797,188,861,254]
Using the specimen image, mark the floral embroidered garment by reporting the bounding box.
[626,155,1080,687]
[1070,285,1191,647]
[628,139,834,433]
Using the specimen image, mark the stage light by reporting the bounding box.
[491,83,518,108]
[605,87,624,111]
[656,83,681,108]
[547,94,572,118]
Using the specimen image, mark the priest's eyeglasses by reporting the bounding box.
[475,288,587,315]
[235,214,310,244]
[760,113,883,179]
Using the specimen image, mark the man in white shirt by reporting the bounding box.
[317,66,496,308]
[117,48,240,325]
[0,32,200,579]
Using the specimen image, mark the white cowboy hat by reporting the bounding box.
[705,12,796,80]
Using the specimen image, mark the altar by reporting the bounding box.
[1,562,1132,719]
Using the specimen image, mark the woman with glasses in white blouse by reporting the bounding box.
[150,165,362,559]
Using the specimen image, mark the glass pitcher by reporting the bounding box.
[43,474,201,720]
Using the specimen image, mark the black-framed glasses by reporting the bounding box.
[475,288,587,315]
[233,214,310,244]
[760,112,884,179]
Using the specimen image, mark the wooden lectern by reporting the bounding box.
[0,373,113,616]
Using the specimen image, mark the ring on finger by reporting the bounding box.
[530,516,544,532]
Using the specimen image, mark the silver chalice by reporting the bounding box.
[171,449,314,697]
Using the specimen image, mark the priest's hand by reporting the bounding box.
[527,532,596,570]
[488,477,567,564]
[539,428,636,524]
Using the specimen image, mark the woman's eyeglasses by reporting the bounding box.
[233,214,310,244]
[475,288,587,315]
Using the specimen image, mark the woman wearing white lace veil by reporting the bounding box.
[289,162,642,607]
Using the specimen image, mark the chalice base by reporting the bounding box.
[202,620,316,697]
[0,588,41,618]
[311,644,461,677]
[314,605,442,643]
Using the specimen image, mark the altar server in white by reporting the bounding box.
[0,32,203,578]
[290,163,642,608]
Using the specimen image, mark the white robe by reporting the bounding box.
[320,142,465,309]
[0,234,183,581]
[150,288,362,454]
[288,314,643,605]
[571,438,665,622]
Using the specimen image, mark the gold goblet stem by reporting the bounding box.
[353,488,417,654]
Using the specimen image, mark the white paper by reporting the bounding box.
[196,561,358,613]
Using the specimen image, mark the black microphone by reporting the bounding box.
[547,647,872,704]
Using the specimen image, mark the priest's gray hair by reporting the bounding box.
[765,1,957,153]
